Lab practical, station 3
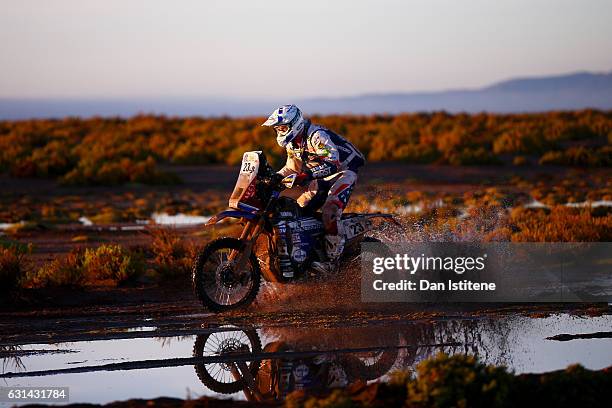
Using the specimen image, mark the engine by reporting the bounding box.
[271,198,324,278]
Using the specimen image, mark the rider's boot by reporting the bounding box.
[311,235,344,275]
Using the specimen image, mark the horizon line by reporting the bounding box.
[1,68,610,102]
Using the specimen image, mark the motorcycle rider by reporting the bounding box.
[262,104,365,273]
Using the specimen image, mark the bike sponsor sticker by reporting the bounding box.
[293,364,310,381]
[292,248,307,263]
[298,218,323,231]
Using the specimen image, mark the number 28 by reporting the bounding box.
[242,162,255,173]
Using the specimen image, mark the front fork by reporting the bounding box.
[228,217,264,274]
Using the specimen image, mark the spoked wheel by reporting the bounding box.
[193,328,262,394]
[344,347,399,381]
[192,237,262,312]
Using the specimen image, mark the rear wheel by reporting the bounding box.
[343,347,399,381]
[192,237,261,312]
[341,236,392,272]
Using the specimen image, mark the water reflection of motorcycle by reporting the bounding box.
[192,328,398,402]
[191,151,396,312]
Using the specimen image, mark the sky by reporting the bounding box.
[1,0,611,100]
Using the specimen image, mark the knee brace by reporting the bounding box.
[322,201,342,235]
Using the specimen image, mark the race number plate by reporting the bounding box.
[343,217,372,239]
[229,151,262,210]
[240,152,260,175]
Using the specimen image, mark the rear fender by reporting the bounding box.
[362,213,400,225]
[342,213,399,240]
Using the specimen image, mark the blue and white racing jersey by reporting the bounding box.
[279,120,365,179]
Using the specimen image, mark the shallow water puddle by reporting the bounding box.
[1,313,610,405]
[1,337,217,404]
[150,213,211,226]
[74,212,212,229]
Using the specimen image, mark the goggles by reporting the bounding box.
[273,124,291,135]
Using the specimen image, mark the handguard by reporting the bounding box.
[281,173,298,189]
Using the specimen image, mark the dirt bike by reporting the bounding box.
[192,151,395,312]
[192,327,398,402]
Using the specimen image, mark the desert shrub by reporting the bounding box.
[512,364,612,408]
[0,110,609,187]
[89,207,123,224]
[0,246,29,293]
[171,140,220,165]
[28,248,85,288]
[510,206,612,242]
[395,143,440,163]
[526,175,606,205]
[61,156,180,186]
[286,389,355,408]
[446,147,501,165]
[28,244,144,287]
[82,244,145,284]
[539,146,611,167]
[557,124,600,141]
[493,127,554,155]
[406,353,513,408]
[538,150,564,166]
[28,140,76,176]
[288,354,611,408]
[147,227,194,278]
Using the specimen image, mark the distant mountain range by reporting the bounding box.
[299,71,612,115]
[1,71,611,119]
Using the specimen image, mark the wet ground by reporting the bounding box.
[1,300,610,406]
[1,163,611,405]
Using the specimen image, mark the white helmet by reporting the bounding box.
[261,104,306,147]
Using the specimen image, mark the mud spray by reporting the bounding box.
[253,206,511,313]
[254,267,363,313]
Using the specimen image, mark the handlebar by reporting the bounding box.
[263,173,295,190]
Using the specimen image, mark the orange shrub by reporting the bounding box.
[147,227,195,278]
[509,206,612,242]
[0,246,27,293]
[0,110,610,185]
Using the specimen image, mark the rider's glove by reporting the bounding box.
[269,172,285,186]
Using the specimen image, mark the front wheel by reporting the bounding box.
[193,328,262,394]
[192,237,261,312]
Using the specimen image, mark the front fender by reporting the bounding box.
[206,210,257,226]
